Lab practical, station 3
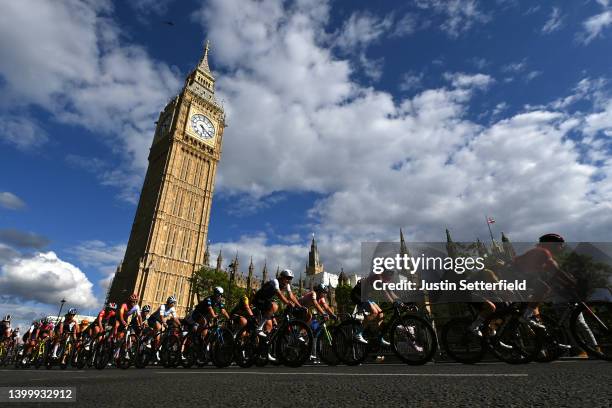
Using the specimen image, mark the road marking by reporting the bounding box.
[155,371,528,377]
[0,369,85,372]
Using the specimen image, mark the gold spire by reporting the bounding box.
[198,40,213,76]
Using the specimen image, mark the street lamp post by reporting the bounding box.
[56,298,66,325]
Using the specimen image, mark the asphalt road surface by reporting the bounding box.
[0,360,610,407]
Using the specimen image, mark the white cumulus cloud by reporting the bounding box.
[0,251,98,308]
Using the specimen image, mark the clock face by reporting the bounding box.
[190,114,215,140]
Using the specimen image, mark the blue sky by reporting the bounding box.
[1,0,612,324]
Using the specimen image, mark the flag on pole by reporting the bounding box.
[487,217,495,224]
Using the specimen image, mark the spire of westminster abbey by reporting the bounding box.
[107,40,226,314]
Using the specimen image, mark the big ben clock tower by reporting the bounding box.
[108,41,225,314]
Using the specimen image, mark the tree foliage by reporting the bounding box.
[334,283,353,315]
[189,266,248,310]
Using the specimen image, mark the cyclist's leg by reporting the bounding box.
[470,300,496,334]
[575,311,598,349]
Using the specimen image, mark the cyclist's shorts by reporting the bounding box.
[359,300,376,313]
[253,297,273,312]
[147,317,160,327]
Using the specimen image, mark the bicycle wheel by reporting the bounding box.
[333,320,368,366]
[135,339,152,369]
[571,302,612,361]
[233,326,259,368]
[441,318,485,364]
[211,328,234,368]
[484,311,541,364]
[316,326,339,366]
[276,320,312,368]
[535,315,570,363]
[389,314,437,365]
[94,340,110,370]
[76,344,89,369]
[161,335,181,368]
[182,337,196,368]
[116,334,138,369]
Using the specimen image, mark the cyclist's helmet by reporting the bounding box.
[128,293,139,303]
[67,308,78,315]
[106,302,117,310]
[3,314,10,321]
[539,233,565,243]
[41,317,50,324]
[279,269,294,279]
[315,283,329,293]
[213,286,224,296]
[167,296,177,304]
[142,305,151,313]
[80,319,89,325]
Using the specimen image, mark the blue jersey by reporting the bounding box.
[194,296,225,315]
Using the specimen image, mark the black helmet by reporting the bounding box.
[315,283,329,293]
[539,233,565,243]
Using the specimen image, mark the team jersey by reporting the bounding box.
[230,295,251,316]
[255,278,292,301]
[119,303,141,322]
[513,247,557,276]
[26,324,38,341]
[193,296,225,316]
[96,309,116,325]
[150,304,177,322]
[39,322,54,334]
[0,320,10,335]
[299,291,327,308]
[62,318,77,333]
[512,246,576,289]
[129,311,148,327]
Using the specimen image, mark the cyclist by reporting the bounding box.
[186,287,230,339]
[23,318,54,358]
[148,296,180,331]
[92,302,117,336]
[130,305,151,334]
[350,269,399,346]
[253,269,302,337]
[229,290,255,330]
[21,320,39,359]
[116,293,141,338]
[78,319,90,335]
[148,296,180,357]
[81,303,117,351]
[11,327,20,346]
[513,233,575,328]
[0,314,11,340]
[299,283,337,323]
[51,308,79,358]
[38,317,55,339]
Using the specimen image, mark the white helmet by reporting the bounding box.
[213,286,224,296]
[167,295,177,304]
[279,269,294,279]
